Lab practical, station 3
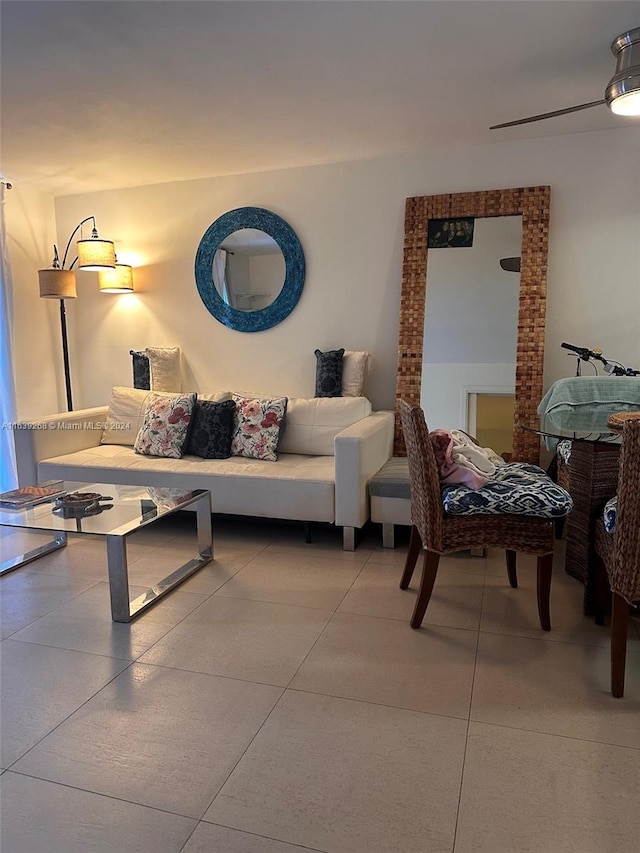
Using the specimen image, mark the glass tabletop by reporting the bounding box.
[0,482,208,538]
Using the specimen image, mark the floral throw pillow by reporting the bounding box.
[231,395,288,462]
[133,392,196,458]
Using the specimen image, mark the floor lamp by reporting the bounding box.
[38,216,122,411]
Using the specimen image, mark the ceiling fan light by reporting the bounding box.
[609,88,640,116]
[98,263,134,293]
[606,28,640,116]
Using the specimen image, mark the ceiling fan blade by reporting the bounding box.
[490,99,606,129]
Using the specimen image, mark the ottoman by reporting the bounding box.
[369,457,411,548]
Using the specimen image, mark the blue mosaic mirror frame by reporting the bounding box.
[195,207,305,332]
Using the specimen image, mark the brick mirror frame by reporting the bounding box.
[394,186,551,464]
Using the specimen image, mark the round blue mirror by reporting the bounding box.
[195,207,305,332]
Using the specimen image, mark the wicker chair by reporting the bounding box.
[398,399,561,632]
[594,415,640,698]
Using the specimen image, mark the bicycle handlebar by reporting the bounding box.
[561,342,640,376]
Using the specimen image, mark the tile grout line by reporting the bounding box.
[451,561,486,852]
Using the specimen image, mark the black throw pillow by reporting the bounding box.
[314,348,345,397]
[185,399,236,459]
[130,350,150,390]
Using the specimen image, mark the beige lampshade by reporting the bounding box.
[77,237,116,270]
[98,263,134,293]
[38,268,77,299]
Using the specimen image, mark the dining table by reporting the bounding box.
[527,375,640,616]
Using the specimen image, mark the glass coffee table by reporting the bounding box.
[0,482,212,622]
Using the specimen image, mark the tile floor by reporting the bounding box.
[1,517,639,852]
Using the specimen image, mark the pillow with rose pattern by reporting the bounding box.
[231,395,288,462]
[133,392,196,458]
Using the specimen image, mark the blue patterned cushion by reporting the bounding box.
[441,463,573,518]
[557,439,572,465]
[603,496,618,533]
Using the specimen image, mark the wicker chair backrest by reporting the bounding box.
[609,416,640,603]
[398,399,445,550]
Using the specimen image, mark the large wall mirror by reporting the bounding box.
[195,207,305,332]
[395,186,551,464]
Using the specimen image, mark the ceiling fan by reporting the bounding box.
[490,26,640,129]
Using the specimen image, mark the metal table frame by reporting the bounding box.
[0,531,68,576]
[0,488,213,622]
[107,490,212,622]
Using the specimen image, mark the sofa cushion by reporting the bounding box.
[37,446,337,524]
[231,395,288,462]
[278,396,373,456]
[369,457,410,499]
[342,351,371,397]
[133,392,197,459]
[101,386,231,447]
[185,399,236,459]
[314,348,345,397]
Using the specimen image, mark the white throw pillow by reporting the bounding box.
[342,351,371,397]
[278,396,372,456]
[146,346,181,392]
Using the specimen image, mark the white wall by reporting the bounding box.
[7,126,640,417]
[4,186,62,418]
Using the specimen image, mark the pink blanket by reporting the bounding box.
[429,429,501,489]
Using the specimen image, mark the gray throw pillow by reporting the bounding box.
[314,348,345,397]
[130,350,150,390]
[185,399,236,459]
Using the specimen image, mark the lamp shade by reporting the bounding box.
[77,237,116,270]
[38,268,77,299]
[98,263,134,293]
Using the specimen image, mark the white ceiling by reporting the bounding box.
[2,0,639,197]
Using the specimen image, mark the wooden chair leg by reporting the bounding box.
[410,549,440,629]
[506,549,517,588]
[400,525,422,590]
[593,554,609,627]
[611,591,629,698]
[554,517,565,540]
[536,552,553,631]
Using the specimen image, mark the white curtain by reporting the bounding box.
[213,248,231,305]
[0,183,18,490]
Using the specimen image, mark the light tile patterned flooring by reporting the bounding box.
[1,517,639,853]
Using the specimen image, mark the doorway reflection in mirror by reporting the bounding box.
[212,228,285,312]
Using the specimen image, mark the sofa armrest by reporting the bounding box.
[334,410,395,529]
[14,407,109,486]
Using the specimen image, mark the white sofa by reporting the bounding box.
[14,389,395,550]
